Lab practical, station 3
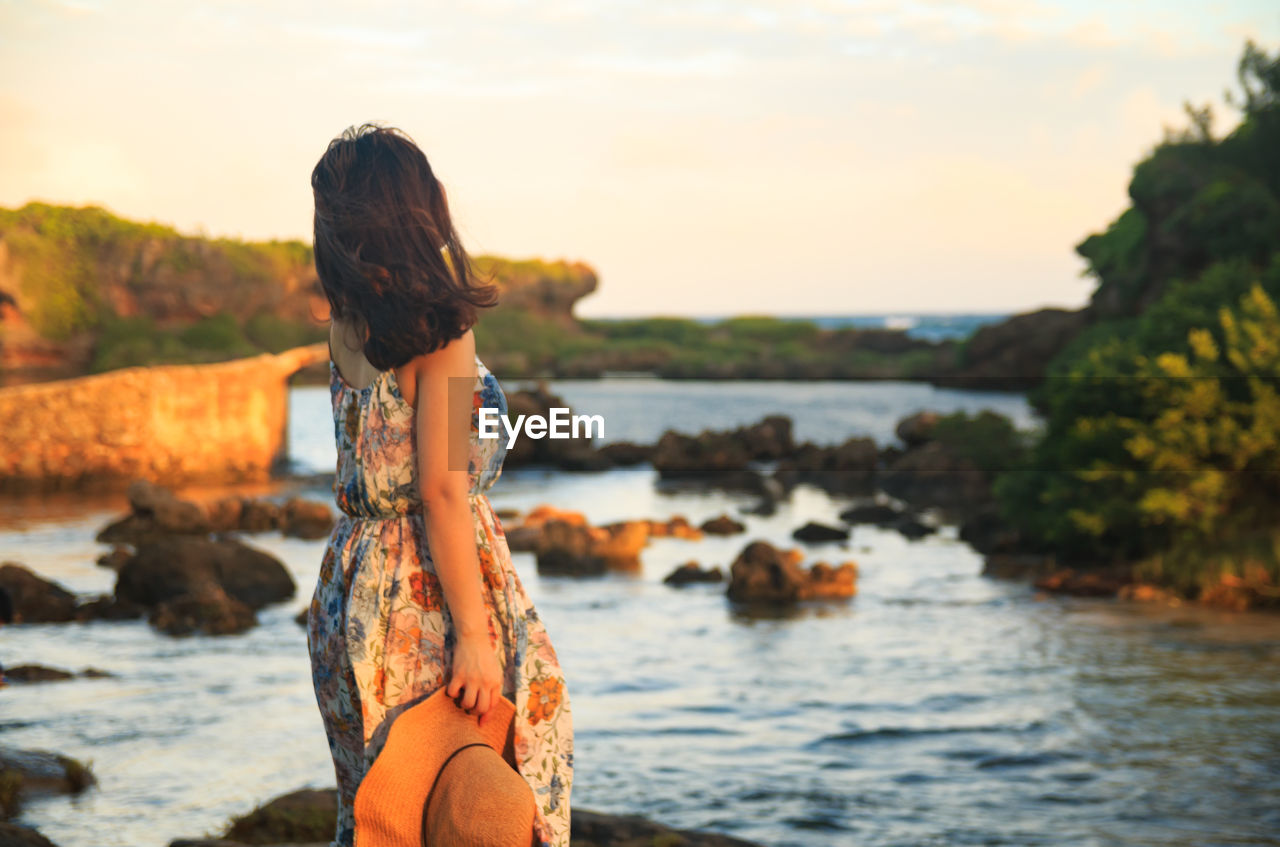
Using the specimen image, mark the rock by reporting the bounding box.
[1,665,72,683]
[500,384,610,470]
[294,607,308,627]
[895,411,941,447]
[726,541,857,603]
[791,522,850,543]
[773,437,878,495]
[598,441,654,466]
[699,514,746,535]
[934,307,1090,392]
[280,498,334,540]
[652,430,752,476]
[652,416,792,480]
[115,537,295,612]
[982,553,1059,580]
[202,496,245,533]
[644,516,702,540]
[893,516,935,540]
[663,561,725,585]
[97,480,212,544]
[238,499,281,533]
[879,441,990,515]
[838,503,904,525]
[149,587,258,636]
[168,785,767,847]
[221,788,336,845]
[1034,568,1131,598]
[534,519,646,576]
[0,746,95,820]
[0,822,60,847]
[958,506,1024,555]
[0,564,77,623]
[571,808,766,846]
[1118,583,1183,606]
[1,665,114,684]
[95,546,132,571]
[503,525,543,553]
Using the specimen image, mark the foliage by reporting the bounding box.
[999,41,1280,577]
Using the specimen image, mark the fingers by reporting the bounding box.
[475,686,492,719]
[446,675,462,700]
[458,680,479,712]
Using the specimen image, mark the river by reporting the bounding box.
[2,379,1278,847]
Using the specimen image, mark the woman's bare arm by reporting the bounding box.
[413,329,502,718]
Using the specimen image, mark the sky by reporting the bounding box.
[1,1,1277,317]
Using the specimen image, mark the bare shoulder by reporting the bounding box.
[415,329,476,378]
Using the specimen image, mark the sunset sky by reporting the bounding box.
[1,0,1277,316]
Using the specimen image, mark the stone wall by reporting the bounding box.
[0,344,327,492]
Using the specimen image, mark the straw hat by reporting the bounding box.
[354,687,537,847]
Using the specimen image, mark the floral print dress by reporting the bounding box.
[307,355,574,847]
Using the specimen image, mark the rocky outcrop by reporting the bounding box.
[108,537,295,636]
[97,482,334,543]
[500,384,610,470]
[1,665,111,684]
[0,345,327,491]
[663,561,725,585]
[772,437,878,495]
[935,307,1090,391]
[0,564,78,623]
[699,514,745,535]
[791,522,850,543]
[726,541,857,604]
[534,519,649,576]
[168,787,766,847]
[0,746,94,820]
[0,822,60,847]
[879,441,990,516]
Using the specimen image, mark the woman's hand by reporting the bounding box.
[447,632,504,722]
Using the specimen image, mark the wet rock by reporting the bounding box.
[505,506,587,552]
[149,586,258,636]
[572,808,767,846]
[0,746,95,820]
[95,546,132,571]
[699,514,746,535]
[501,384,610,470]
[895,410,941,447]
[726,540,857,604]
[598,441,654,466]
[893,517,935,540]
[1,665,72,683]
[97,480,211,544]
[168,786,767,847]
[238,499,281,533]
[644,516,702,540]
[115,537,295,613]
[663,561,725,585]
[1,665,114,684]
[294,607,309,627]
[1118,583,1183,606]
[280,498,334,540]
[503,525,543,553]
[958,505,1026,555]
[1196,568,1280,611]
[791,522,850,543]
[535,519,648,576]
[0,822,60,847]
[202,496,245,533]
[981,553,1059,581]
[933,307,1089,392]
[879,441,990,514]
[773,437,878,495]
[839,502,904,525]
[1034,568,1132,598]
[0,564,77,623]
[652,416,792,479]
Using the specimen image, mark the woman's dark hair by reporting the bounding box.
[311,123,497,370]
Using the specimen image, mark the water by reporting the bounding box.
[3,381,1279,847]
[675,313,1011,343]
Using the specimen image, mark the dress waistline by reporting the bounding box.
[336,493,488,521]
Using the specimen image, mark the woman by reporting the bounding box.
[305,123,574,847]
